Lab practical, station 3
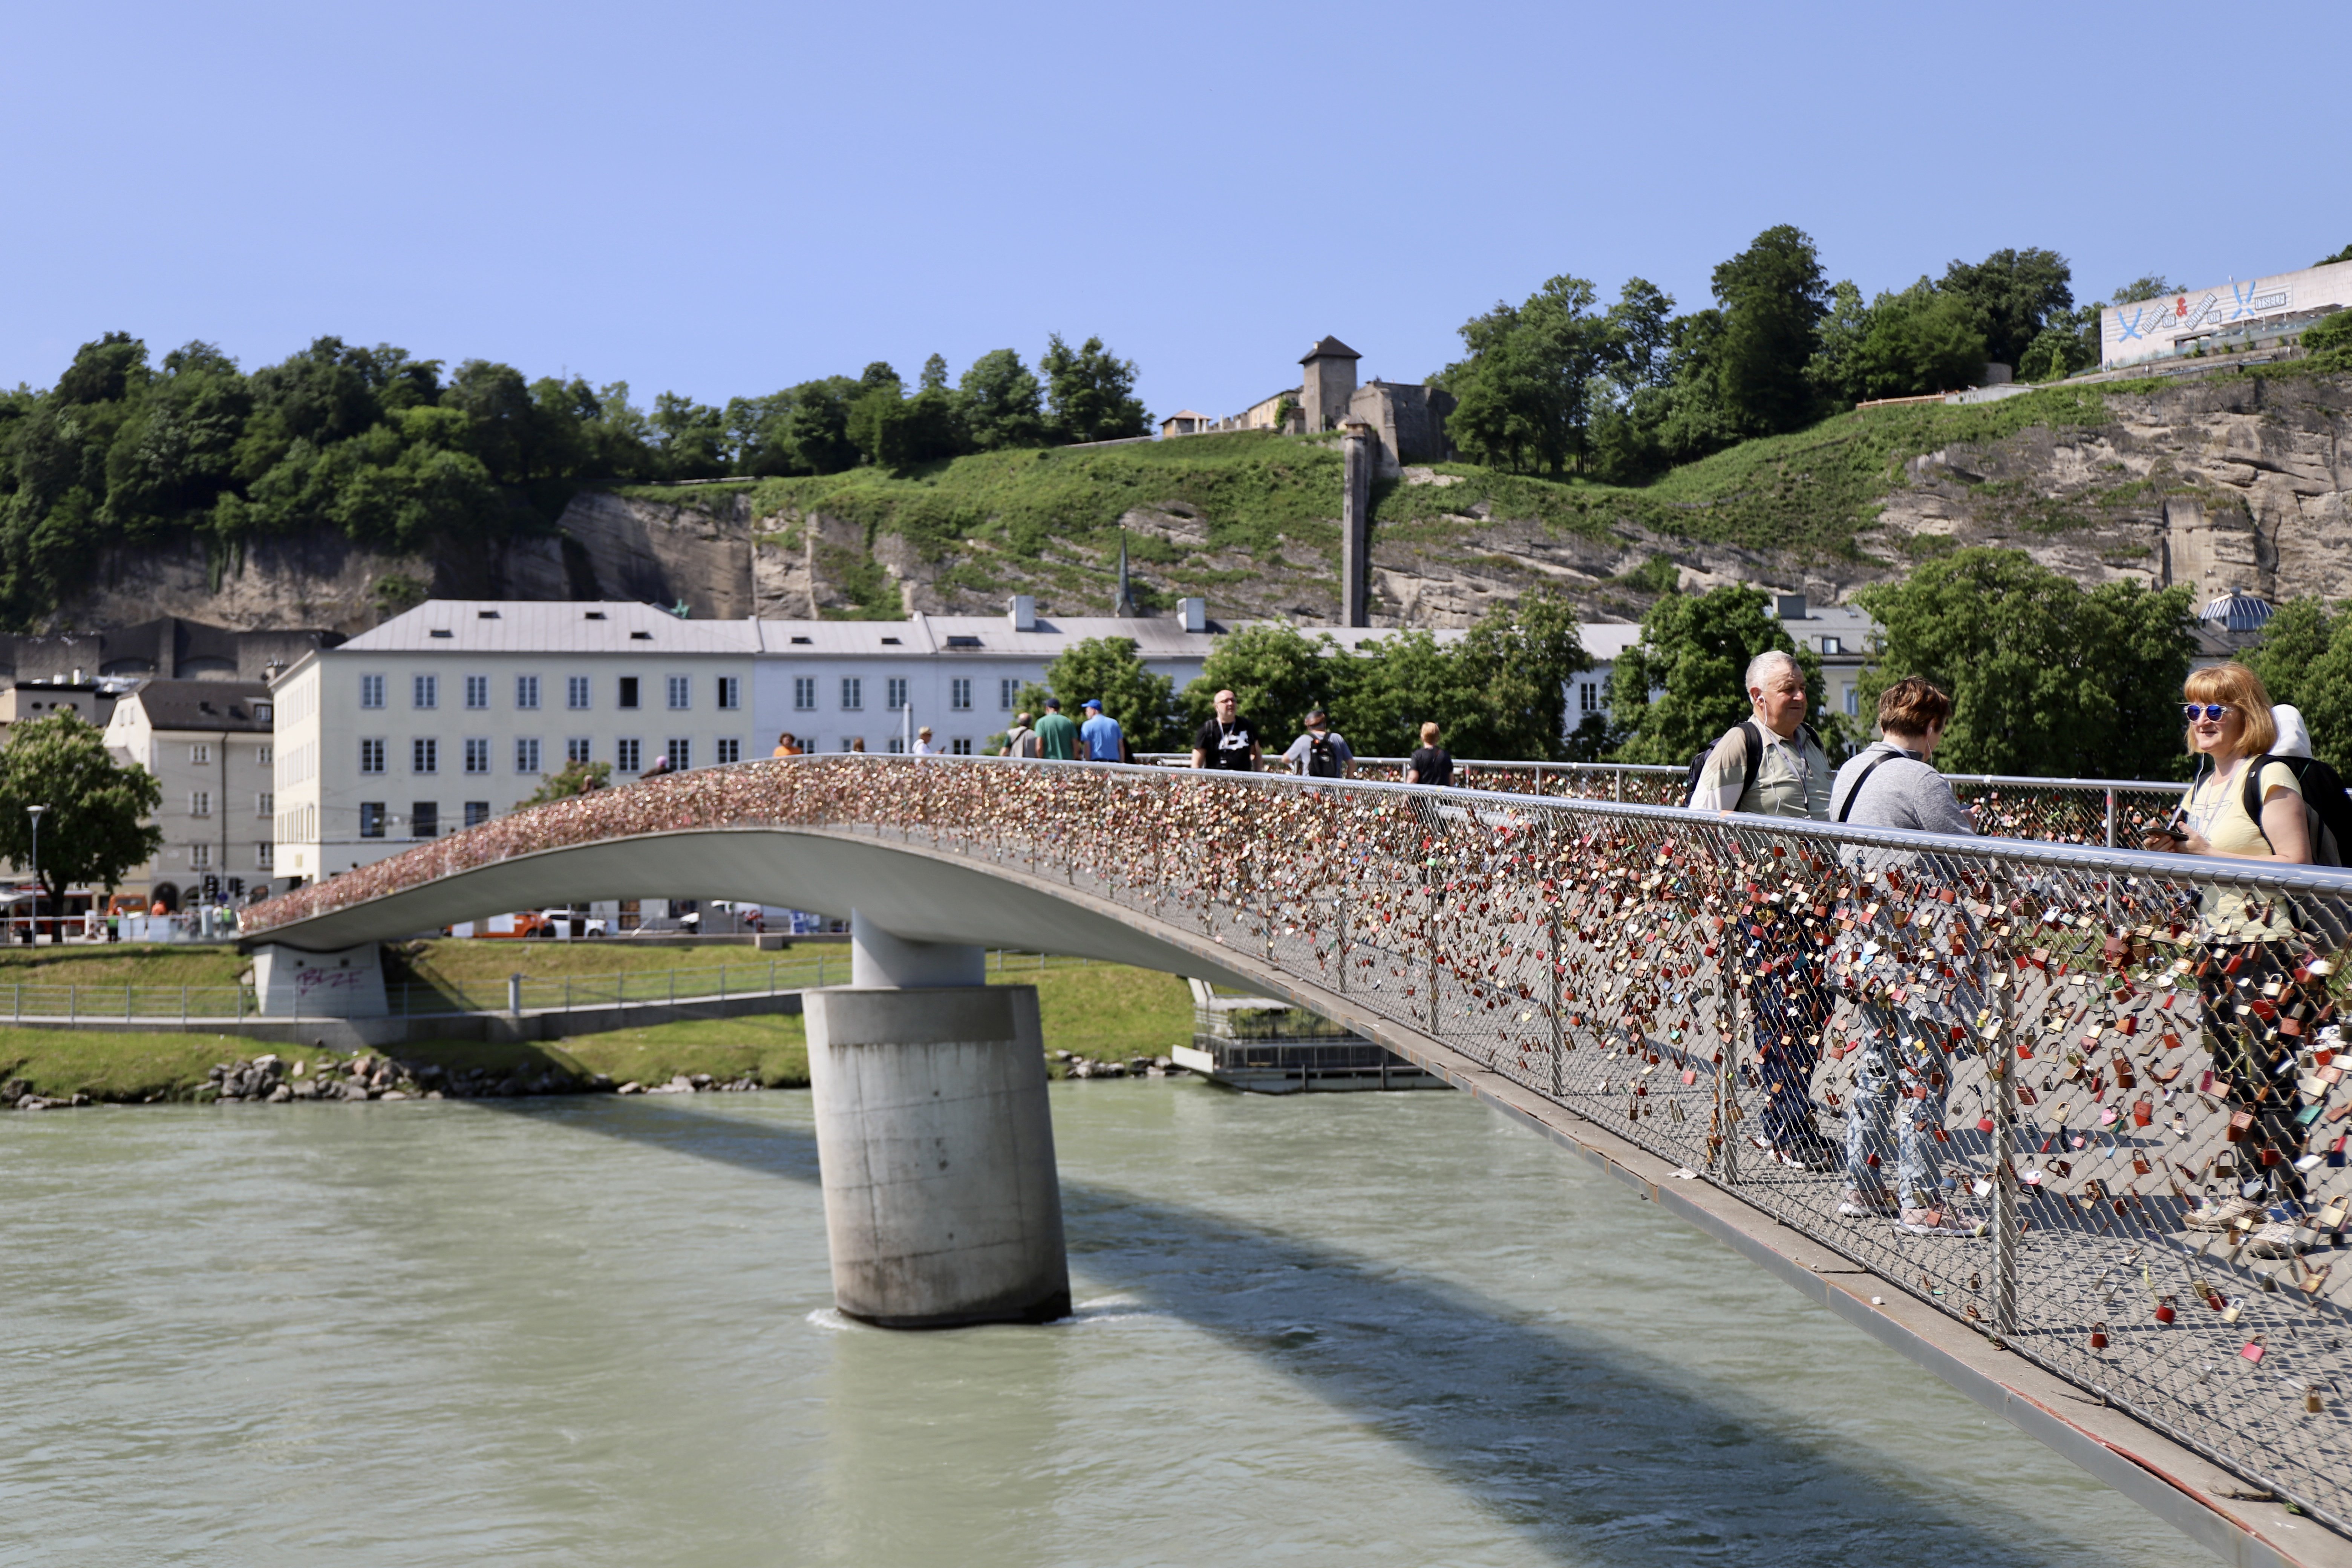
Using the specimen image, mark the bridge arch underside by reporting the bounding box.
[241,827,1266,992]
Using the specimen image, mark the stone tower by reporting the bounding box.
[1299,336,1361,433]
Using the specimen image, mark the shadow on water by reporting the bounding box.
[507,1094,2154,1568]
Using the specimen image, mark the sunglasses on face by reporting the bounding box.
[2182,704,2234,721]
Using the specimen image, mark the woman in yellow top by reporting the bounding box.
[2138,662,2314,1240]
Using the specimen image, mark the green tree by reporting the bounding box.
[780,386,859,475]
[1040,334,1147,444]
[1442,274,1609,475]
[1938,247,2074,369]
[1826,279,1990,402]
[2317,244,2352,266]
[1851,548,2196,778]
[918,354,949,392]
[1180,623,1353,746]
[0,711,164,907]
[1451,590,1592,758]
[523,757,612,804]
[956,349,1048,451]
[1017,636,1180,750]
[2242,597,2337,710]
[1607,585,1822,765]
[1710,225,1830,436]
[1343,629,1482,757]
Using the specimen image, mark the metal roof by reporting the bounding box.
[339,601,763,655]
[118,679,275,732]
[1299,336,1361,363]
[2199,588,2275,633]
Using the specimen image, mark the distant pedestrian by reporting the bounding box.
[1078,699,1125,763]
[773,731,802,757]
[1280,707,1354,779]
[1002,712,1042,758]
[1404,722,1452,786]
[642,751,675,777]
[1033,697,1081,760]
[849,738,866,753]
[1191,689,1260,771]
[912,726,937,756]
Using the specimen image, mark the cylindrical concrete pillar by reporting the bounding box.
[804,982,1070,1328]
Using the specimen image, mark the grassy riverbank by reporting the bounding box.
[0,954,1194,1103]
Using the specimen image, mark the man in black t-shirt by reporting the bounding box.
[1405,721,1453,786]
[1190,688,1261,771]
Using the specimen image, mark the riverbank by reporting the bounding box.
[0,958,1192,1106]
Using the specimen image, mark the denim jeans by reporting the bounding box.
[1842,1002,1949,1205]
[1744,914,1833,1153]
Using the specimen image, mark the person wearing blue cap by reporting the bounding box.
[1078,698,1128,763]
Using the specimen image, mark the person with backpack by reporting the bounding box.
[1001,712,1042,759]
[1693,651,1837,1172]
[1279,707,1354,780]
[1824,677,1985,1237]
[2139,663,2322,1250]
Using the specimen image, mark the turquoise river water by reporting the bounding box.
[1,1081,2213,1566]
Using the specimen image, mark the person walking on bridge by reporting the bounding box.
[1191,689,1260,771]
[1002,712,1040,758]
[1404,722,1451,786]
[1826,677,1984,1236]
[1696,649,1836,1173]
[1078,699,1125,763]
[1282,708,1354,779]
[1033,698,1080,760]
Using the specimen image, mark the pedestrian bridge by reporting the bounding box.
[241,755,2352,1567]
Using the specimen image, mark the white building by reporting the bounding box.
[101,679,277,911]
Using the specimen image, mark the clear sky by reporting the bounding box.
[6,0,2346,422]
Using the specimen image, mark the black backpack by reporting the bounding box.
[1682,719,1822,809]
[2241,753,2352,867]
[1306,732,1344,778]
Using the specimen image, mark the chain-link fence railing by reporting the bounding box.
[243,755,2352,1533]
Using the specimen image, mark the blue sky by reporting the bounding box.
[6,0,2346,423]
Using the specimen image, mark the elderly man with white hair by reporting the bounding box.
[1692,647,1838,1171]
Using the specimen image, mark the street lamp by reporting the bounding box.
[26,804,46,947]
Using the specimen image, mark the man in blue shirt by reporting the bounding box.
[1078,698,1126,763]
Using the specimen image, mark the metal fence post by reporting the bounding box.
[1716,937,1740,1185]
[1614,769,1624,803]
[1337,895,1348,994]
[1994,947,2020,1340]
[1548,902,1563,1098]
[1426,862,1439,1037]
[2104,787,2116,849]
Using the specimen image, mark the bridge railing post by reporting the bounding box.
[1994,946,2019,1340]
[1548,902,1562,1098]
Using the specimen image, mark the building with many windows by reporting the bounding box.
[101,680,277,911]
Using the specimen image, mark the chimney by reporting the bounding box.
[1775,593,1808,621]
[1009,595,1037,632]
[1178,597,1207,633]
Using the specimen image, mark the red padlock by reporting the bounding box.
[1977,1116,1996,1133]
[2155,1303,2176,1324]
[2089,1328,2109,1350]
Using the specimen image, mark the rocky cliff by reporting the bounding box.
[52,366,2352,635]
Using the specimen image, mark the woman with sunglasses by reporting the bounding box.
[2139,662,2314,1249]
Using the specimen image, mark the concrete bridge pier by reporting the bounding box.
[250,943,388,1017]
[802,913,1070,1328]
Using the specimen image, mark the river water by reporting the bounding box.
[3,1082,2209,1566]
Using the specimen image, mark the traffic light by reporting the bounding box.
[202,874,220,900]
[226,877,243,899]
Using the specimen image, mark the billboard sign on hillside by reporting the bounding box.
[2101,259,2352,368]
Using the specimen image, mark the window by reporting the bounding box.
[191,842,211,870]
[567,675,591,710]
[1579,681,1600,714]
[794,677,816,710]
[360,738,386,774]
[567,736,592,765]
[886,677,909,710]
[516,675,541,710]
[1844,686,1861,717]
[616,737,642,772]
[840,736,862,752]
[256,792,273,818]
[951,678,972,710]
[619,677,640,709]
[515,737,541,773]
[665,738,691,770]
[946,635,982,649]
[717,675,740,710]
[361,674,385,709]
[190,790,212,817]
[413,737,438,774]
[666,675,691,710]
[256,842,274,869]
[256,744,273,765]
[1821,636,1844,655]
[465,801,491,828]
[464,738,490,774]
[715,737,741,764]
[887,736,905,754]
[360,802,386,839]
[841,677,863,710]
[413,675,438,709]
[464,675,489,710]
[411,802,438,840]
[190,743,211,765]
[951,737,973,755]
[1000,678,1018,710]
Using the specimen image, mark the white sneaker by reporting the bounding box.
[2245,1221,2302,1259]
[2185,1194,2264,1232]
[1897,1207,1988,1237]
[1838,1188,1899,1218]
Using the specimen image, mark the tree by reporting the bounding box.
[1442,274,1608,475]
[1826,279,1990,402]
[1710,225,1830,436]
[780,386,859,475]
[1181,623,1353,745]
[0,712,163,908]
[522,757,612,804]
[1449,590,1592,758]
[918,354,949,393]
[957,349,1047,451]
[1040,334,1147,444]
[1851,548,2196,778]
[1018,636,1180,750]
[1607,585,1823,765]
[2317,244,2352,266]
[2244,598,2352,764]
[1939,247,2074,369]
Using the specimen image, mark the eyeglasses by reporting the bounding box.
[2182,704,2234,721]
